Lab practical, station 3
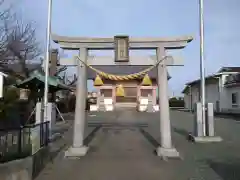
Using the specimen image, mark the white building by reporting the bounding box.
[182,67,240,113]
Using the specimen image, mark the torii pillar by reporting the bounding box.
[52,34,193,158]
[65,47,89,157]
[156,47,179,157]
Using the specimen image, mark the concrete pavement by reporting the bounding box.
[36,110,240,180]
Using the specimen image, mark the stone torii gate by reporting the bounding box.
[52,34,193,158]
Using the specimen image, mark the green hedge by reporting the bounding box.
[169,97,184,107]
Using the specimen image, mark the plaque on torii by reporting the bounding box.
[114,35,129,62]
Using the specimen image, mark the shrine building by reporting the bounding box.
[88,63,170,111]
[54,34,188,112]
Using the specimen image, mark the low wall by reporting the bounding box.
[0,147,50,180]
[220,108,240,114]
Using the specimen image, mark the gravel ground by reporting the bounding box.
[36,110,240,180]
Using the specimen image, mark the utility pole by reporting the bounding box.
[199,0,206,136]
[43,0,53,122]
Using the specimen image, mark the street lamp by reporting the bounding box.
[199,0,206,136]
[43,0,53,122]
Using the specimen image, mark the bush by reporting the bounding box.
[169,97,184,107]
[0,87,19,119]
[1,87,19,103]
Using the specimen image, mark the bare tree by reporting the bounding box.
[55,66,67,77]
[58,72,77,86]
[0,1,42,79]
[67,74,77,86]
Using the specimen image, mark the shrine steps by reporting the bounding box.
[115,103,137,110]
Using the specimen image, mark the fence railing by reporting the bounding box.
[0,121,49,163]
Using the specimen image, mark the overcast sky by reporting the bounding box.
[16,0,240,95]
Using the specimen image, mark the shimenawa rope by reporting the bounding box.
[74,55,168,80]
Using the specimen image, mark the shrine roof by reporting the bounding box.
[15,70,71,92]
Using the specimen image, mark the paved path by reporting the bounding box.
[36,110,240,180]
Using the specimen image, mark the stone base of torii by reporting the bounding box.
[52,34,193,159]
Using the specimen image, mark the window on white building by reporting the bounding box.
[231,92,238,107]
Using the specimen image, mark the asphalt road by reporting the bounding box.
[36,110,240,180]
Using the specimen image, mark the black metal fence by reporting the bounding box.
[0,121,49,163]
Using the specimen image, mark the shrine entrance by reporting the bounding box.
[92,66,160,111]
[116,86,137,103]
[53,34,192,158]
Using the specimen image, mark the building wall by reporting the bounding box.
[191,85,200,109]
[184,94,191,109]
[206,82,220,111]
[219,74,230,111]
[184,79,220,111]
[221,86,240,113]
[184,84,200,111]
[184,73,240,113]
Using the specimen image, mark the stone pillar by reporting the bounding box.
[152,87,157,105]
[98,94,106,111]
[96,87,101,108]
[65,47,88,158]
[146,94,154,112]
[190,102,222,142]
[137,86,141,102]
[112,86,116,106]
[206,103,214,136]
[156,47,179,158]
[194,102,203,137]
